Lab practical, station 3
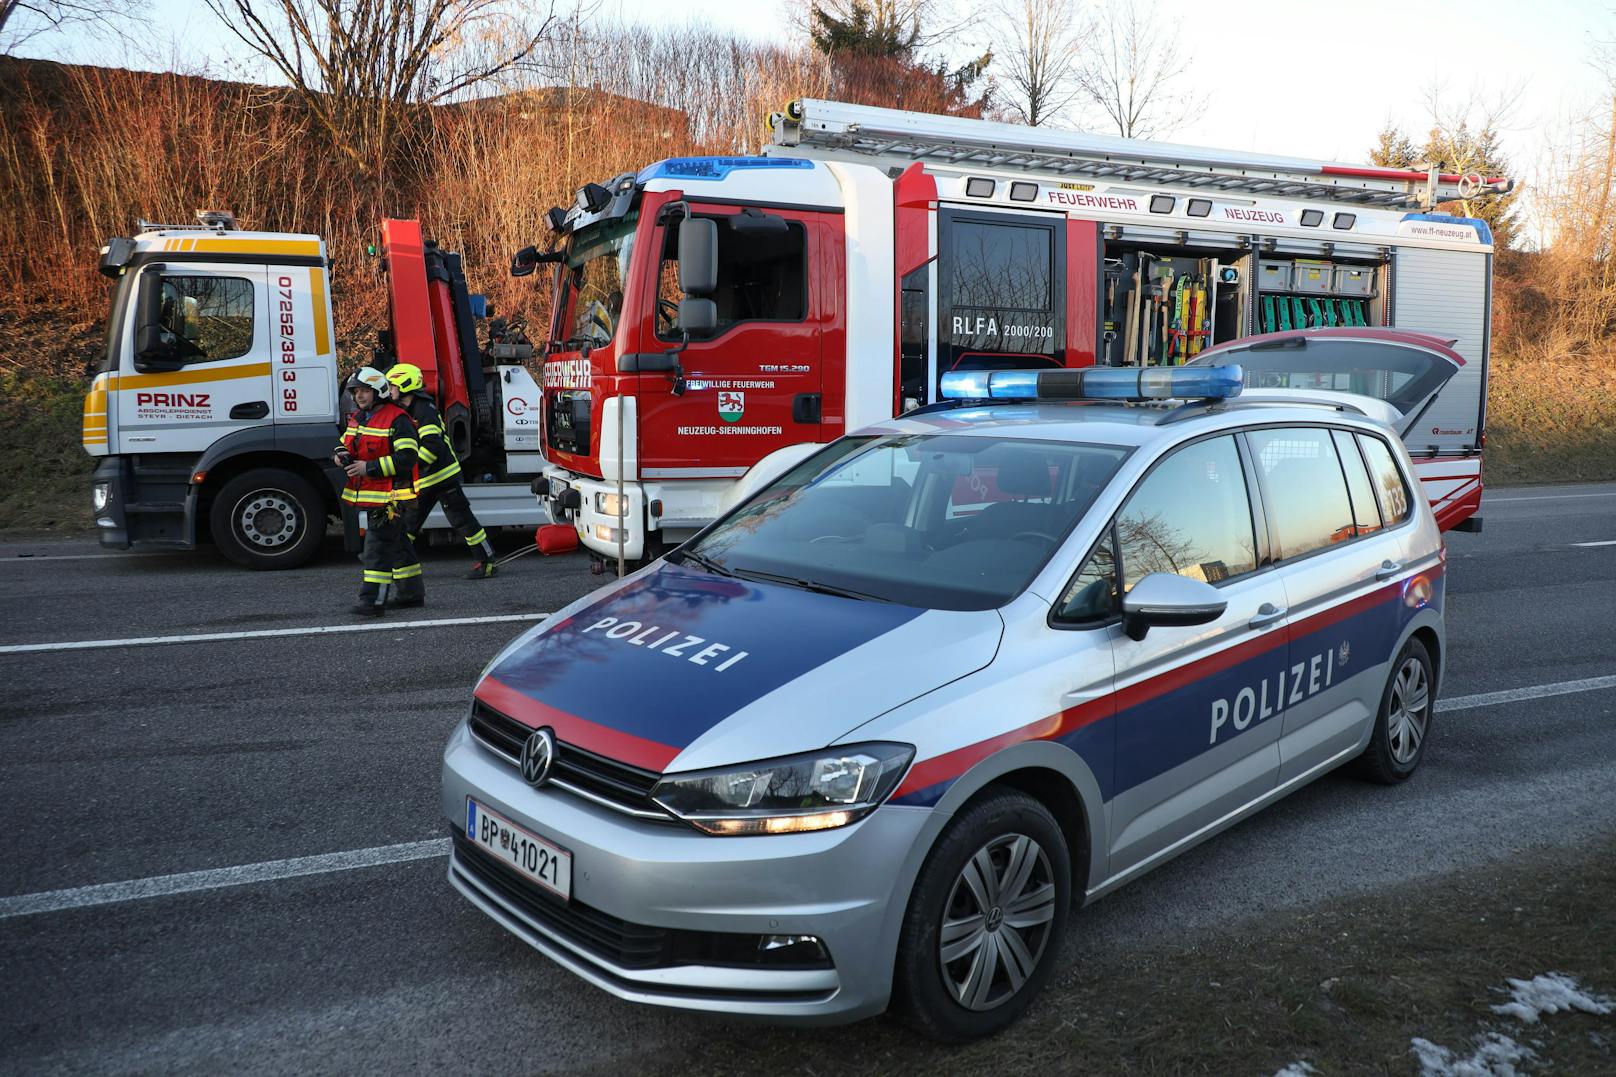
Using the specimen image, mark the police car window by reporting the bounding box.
[1053,527,1118,624]
[1357,433,1413,525]
[1118,436,1255,588]
[681,434,1129,611]
[1248,427,1357,558]
[1332,429,1383,535]
[158,275,253,363]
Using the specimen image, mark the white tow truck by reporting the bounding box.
[81,215,547,568]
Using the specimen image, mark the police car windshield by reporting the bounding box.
[678,434,1130,611]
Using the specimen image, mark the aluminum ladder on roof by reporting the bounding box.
[768,99,1512,211]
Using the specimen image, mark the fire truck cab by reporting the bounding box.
[531,99,1504,564]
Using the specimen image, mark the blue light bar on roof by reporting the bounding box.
[938,365,1244,402]
[637,157,816,183]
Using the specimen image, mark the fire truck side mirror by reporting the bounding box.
[678,218,718,296]
[133,266,183,373]
[676,298,716,336]
[510,246,539,277]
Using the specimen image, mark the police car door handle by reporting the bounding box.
[1248,603,1286,630]
[1375,559,1404,581]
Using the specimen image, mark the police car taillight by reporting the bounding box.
[939,365,1244,402]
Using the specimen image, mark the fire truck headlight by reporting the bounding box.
[594,492,626,517]
[92,482,111,513]
[651,743,914,836]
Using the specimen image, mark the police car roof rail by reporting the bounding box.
[769,99,1514,210]
[1157,396,1370,425]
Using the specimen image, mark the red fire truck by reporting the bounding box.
[524,98,1508,565]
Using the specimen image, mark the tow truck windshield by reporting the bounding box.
[675,434,1130,611]
[555,214,637,350]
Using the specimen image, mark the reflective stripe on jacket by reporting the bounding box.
[341,402,419,505]
[404,394,463,491]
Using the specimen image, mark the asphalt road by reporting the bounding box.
[2,484,1614,1075]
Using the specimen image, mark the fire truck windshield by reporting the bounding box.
[557,214,636,350]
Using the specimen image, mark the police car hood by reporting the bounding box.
[473,561,1003,773]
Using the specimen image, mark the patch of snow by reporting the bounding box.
[1410,1033,1538,1077]
[1491,972,1614,1024]
[1271,1063,1317,1077]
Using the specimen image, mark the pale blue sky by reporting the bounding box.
[14,0,1608,179]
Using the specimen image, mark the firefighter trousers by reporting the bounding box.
[359,505,422,603]
[405,481,493,561]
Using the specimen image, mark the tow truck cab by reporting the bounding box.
[530,101,1503,565]
[84,223,345,567]
[83,215,549,569]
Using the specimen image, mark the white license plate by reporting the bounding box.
[466,798,572,900]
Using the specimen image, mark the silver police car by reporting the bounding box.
[441,365,1444,1041]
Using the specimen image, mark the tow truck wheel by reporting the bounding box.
[209,468,325,570]
[1355,637,1435,784]
[891,788,1069,1043]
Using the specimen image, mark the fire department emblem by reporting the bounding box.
[718,391,745,423]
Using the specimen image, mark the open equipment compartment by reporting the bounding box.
[1101,239,1250,366]
[1254,253,1386,335]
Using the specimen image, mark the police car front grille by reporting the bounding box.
[452,831,833,978]
[470,699,669,821]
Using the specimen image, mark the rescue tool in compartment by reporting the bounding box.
[443,364,1448,1042]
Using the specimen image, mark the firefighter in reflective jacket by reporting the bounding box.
[337,367,422,616]
[384,363,499,579]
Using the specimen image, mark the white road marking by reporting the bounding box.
[0,613,551,655]
[1487,492,1616,503]
[3,671,1612,920]
[0,839,451,920]
[0,552,186,564]
[1437,674,1616,713]
[1571,540,1616,548]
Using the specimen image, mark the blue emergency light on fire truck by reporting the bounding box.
[520,98,1504,568]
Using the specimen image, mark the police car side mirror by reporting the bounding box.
[1121,573,1227,641]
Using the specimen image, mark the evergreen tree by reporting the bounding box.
[1369,123,1419,169]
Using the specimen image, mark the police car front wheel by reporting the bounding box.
[1357,637,1435,784]
[892,788,1070,1042]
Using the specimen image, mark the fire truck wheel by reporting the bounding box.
[209,468,325,571]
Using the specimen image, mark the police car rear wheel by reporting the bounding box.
[1357,637,1434,784]
[210,469,325,571]
[891,789,1069,1042]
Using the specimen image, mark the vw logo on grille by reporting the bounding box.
[519,728,556,786]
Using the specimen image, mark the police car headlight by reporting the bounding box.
[651,743,914,835]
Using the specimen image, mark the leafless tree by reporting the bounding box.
[1,0,144,50]
[993,0,1084,127]
[202,0,560,179]
[1073,0,1201,140]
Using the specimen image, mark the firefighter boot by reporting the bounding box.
[352,581,388,617]
[466,533,498,579]
[389,561,425,609]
